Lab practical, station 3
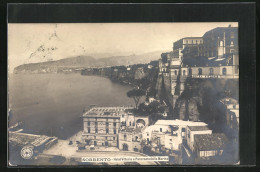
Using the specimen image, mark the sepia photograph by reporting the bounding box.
[8,22,239,166]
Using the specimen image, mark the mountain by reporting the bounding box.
[14,51,162,74]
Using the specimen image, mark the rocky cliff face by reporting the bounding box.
[174,97,201,121]
[165,78,238,128]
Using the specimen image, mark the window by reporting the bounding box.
[114,129,116,134]
[170,139,172,141]
[88,121,90,126]
[124,135,127,140]
[106,122,109,126]
[222,68,227,75]
[220,41,223,46]
[105,137,107,140]
[189,68,192,75]
[113,137,115,140]
[181,128,186,132]
[160,128,162,132]
[129,121,131,126]
[183,70,186,76]
[209,68,214,75]
[230,49,235,53]
[95,122,97,126]
[95,128,98,133]
[113,122,116,127]
[230,41,234,46]
[88,128,90,133]
[106,128,109,134]
[174,70,177,75]
[230,32,235,38]
[94,141,97,146]
[147,133,149,136]
[136,136,138,140]
[198,68,203,75]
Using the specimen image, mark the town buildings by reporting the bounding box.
[142,119,209,151]
[158,25,239,109]
[80,106,229,163]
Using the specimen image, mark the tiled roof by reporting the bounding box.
[83,106,134,117]
[194,133,228,151]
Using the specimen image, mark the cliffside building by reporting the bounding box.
[157,25,239,110]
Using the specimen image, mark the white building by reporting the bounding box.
[142,119,209,151]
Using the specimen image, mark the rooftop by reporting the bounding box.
[83,106,134,117]
[194,133,228,151]
[155,119,208,127]
[9,132,57,147]
[188,126,211,131]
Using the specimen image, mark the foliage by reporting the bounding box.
[138,101,165,114]
[127,89,146,109]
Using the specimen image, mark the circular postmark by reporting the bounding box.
[20,146,34,159]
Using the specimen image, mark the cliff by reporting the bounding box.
[171,78,238,132]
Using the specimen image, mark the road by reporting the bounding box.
[41,139,158,165]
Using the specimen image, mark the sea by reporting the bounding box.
[8,73,134,139]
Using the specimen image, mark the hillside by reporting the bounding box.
[14,51,162,74]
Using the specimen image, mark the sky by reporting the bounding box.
[8,22,238,72]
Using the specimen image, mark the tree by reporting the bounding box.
[127,89,146,109]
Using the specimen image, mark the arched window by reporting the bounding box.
[174,70,177,75]
[209,68,214,75]
[189,68,192,75]
[220,41,223,46]
[222,68,227,75]
[183,70,186,76]
[198,68,202,75]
